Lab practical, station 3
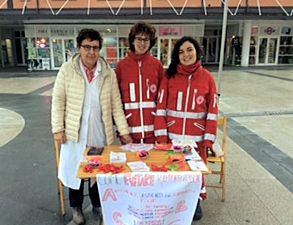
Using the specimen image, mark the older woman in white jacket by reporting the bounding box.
[51,28,132,225]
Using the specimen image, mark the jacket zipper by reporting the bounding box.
[182,75,192,136]
[138,61,145,140]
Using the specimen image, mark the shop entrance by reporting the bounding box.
[15,38,27,65]
[14,31,27,66]
[51,38,75,69]
[257,37,278,65]
[158,38,179,68]
[202,36,220,64]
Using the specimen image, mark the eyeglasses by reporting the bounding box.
[80,45,100,52]
[135,37,150,43]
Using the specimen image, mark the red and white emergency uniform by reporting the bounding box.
[154,62,218,199]
[116,52,164,143]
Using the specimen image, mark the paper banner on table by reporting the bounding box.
[97,171,202,225]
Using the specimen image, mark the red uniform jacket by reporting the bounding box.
[154,64,218,149]
[116,52,164,140]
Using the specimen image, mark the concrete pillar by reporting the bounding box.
[241,21,251,67]
[0,34,4,68]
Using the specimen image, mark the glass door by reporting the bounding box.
[52,39,63,68]
[159,38,179,68]
[51,38,75,69]
[268,38,278,64]
[257,37,278,65]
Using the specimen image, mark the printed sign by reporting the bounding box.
[97,171,202,225]
[159,27,183,36]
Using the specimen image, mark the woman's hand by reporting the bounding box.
[54,131,67,144]
[120,134,133,144]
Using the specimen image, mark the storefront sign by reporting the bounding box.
[51,28,75,37]
[35,27,49,37]
[97,172,202,225]
[259,26,280,36]
[264,27,275,35]
[159,27,183,36]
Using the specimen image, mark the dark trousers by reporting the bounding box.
[69,179,100,208]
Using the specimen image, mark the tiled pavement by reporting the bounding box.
[0,66,292,225]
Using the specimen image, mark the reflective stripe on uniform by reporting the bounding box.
[129,83,136,102]
[159,89,164,103]
[176,92,183,111]
[168,132,204,142]
[154,129,167,137]
[206,113,218,120]
[204,133,216,142]
[167,110,207,119]
[124,101,156,110]
[130,125,154,133]
[156,109,166,116]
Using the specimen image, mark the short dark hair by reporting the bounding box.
[167,36,202,78]
[76,28,103,50]
[128,21,157,52]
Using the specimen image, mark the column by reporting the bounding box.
[241,21,251,67]
[0,34,4,68]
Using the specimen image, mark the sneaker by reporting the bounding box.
[193,200,203,221]
[72,207,85,225]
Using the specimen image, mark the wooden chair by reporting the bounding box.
[206,117,228,202]
[54,140,66,216]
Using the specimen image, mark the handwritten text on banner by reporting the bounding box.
[97,172,202,225]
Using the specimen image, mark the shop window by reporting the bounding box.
[280,36,292,46]
[100,37,118,68]
[118,37,129,59]
[27,37,51,70]
[278,36,293,64]
[281,27,291,35]
[249,36,257,65]
[151,42,158,58]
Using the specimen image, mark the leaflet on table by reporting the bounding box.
[127,161,150,172]
[184,149,202,161]
[110,152,127,163]
[120,143,154,152]
[184,150,208,172]
[187,160,209,172]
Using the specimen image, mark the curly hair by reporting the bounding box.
[167,36,202,78]
[76,28,103,50]
[128,21,157,52]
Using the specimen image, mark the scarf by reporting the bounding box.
[177,61,201,76]
[81,61,97,83]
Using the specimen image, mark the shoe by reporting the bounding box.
[193,200,203,221]
[72,207,85,225]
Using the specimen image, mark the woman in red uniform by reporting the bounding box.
[116,22,164,144]
[154,36,219,220]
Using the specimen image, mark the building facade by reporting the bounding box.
[0,0,292,70]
